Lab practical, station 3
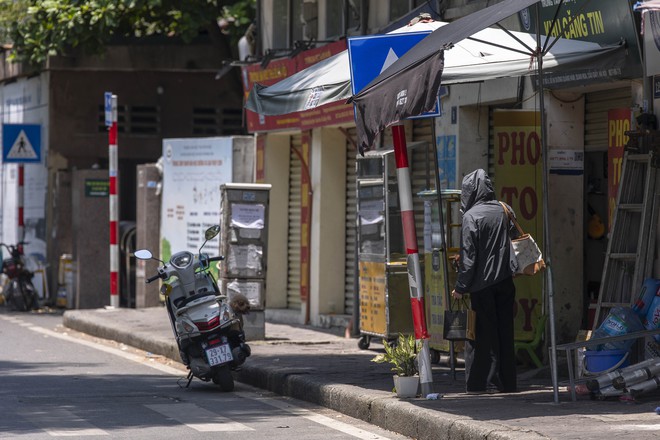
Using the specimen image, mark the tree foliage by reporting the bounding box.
[1,0,255,65]
[0,0,30,44]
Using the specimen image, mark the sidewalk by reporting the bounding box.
[62,307,660,440]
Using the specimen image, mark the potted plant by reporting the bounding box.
[371,333,420,398]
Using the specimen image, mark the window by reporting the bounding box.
[97,105,159,135]
[272,0,289,48]
[390,0,410,21]
[390,0,429,22]
[192,107,244,136]
[325,0,360,38]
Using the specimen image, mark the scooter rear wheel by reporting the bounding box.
[212,366,234,392]
[7,281,27,312]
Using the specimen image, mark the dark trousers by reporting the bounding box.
[465,277,517,392]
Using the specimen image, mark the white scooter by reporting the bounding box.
[134,225,250,391]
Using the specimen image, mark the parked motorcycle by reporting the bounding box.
[1,242,39,312]
[134,225,250,391]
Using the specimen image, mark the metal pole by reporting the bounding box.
[109,94,119,308]
[18,164,24,241]
[430,123,456,379]
[391,124,433,395]
[536,5,559,404]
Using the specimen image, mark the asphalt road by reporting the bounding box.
[0,309,410,440]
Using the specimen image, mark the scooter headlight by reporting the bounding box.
[170,251,194,269]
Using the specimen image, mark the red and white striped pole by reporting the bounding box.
[108,94,119,308]
[391,123,433,395]
[18,164,24,241]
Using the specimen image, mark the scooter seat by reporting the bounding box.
[175,293,217,316]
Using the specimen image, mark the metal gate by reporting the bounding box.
[287,134,302,309]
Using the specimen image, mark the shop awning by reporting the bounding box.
[244,20,440,116]
[348,0,627,152]
[246,6,625,128]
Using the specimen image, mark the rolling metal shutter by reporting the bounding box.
[585,87,632,152]
[287,134,302,309]
[345,127,358,315]
[412,118,436,252]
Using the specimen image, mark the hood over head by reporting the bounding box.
[461,169,495,213]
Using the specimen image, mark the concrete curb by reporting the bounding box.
[63,310,547,440]
[235,363,547,440]
[63,311,180,361]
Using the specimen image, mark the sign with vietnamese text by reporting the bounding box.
[607,108,632,230]
[242,40,353,133]
[85,179,109,197]
[493,110,543,341]
[160,137,233,263]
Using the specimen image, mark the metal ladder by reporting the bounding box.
[592,131,660,330]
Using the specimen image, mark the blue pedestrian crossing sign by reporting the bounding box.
[2,124,41,163]
[348,32,441,118]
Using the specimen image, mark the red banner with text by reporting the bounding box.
[607,108,631,230]
[242,40,354,133]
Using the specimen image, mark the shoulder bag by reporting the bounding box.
[499,202,546,276]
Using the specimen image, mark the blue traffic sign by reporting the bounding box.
[348,32,441,118]
[104,92,113,127]
[2,124,41,163]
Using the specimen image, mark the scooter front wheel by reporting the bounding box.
[212,366,234,392]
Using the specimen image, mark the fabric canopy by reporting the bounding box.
[347,0,627,152]
[246,3,625,143]
[244,20,441,116]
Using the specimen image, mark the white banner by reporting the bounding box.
[160,137,233,261]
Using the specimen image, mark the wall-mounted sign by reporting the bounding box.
[2,124,41,163]
[549,150,584,175]
[85,179,110,197]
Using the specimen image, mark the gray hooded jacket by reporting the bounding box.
[454,169,518,294]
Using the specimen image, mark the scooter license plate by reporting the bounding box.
[206,343,233,366]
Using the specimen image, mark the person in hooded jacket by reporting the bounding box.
[451,169,519,394]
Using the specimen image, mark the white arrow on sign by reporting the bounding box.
[7,129,38,159]
[380,48,400,74]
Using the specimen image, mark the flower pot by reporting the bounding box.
[393,375,419,398]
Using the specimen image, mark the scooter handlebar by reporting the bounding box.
[145,273,163,284]
[208,256,225,262]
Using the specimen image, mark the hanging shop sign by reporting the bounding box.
[519,0,643,87]
[492,109,544,342]
[607,108,632,230]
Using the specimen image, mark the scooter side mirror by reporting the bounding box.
[205,225,221,241]
[134,249,153,260]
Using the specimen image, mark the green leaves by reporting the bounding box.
[1,0,255,66]
[371,334,420,377]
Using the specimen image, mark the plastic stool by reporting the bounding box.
[514,314,547,368]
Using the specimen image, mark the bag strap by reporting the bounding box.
[499,201,525,236]
[449,297,470,311]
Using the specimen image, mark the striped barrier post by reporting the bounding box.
[391,123,433,395]
[108,94,119,308]
[18,164,24,241]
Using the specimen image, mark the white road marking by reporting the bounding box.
[17,408,108,437]
[612,425,660,431]
[236,391,394,440]
[146,403,254,432]
[12,319,185,376]
[7,315,394,439]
